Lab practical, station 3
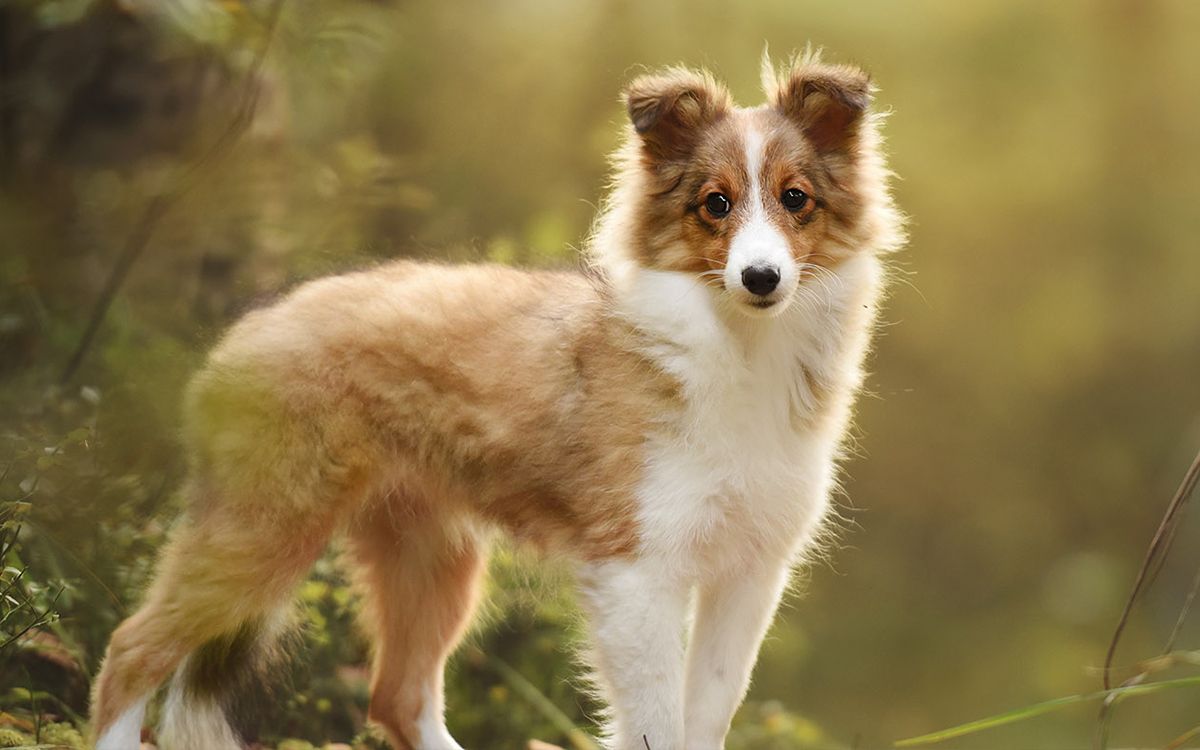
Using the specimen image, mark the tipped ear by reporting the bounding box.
[769,58,871,154]
[624,68,731,161]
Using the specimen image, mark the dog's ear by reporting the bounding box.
[768,58,871,154]
[624,68,731,161]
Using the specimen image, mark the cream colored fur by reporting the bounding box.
[90,52,902,750]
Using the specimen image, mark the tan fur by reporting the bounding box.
[181,262,682,557]
[344,502,485,749]
[91,52,903,748]
[91,263,677,738]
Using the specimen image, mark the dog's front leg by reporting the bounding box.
[683,561,790,750]
[576,559,689,750]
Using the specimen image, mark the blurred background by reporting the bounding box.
[1,0,1198,748]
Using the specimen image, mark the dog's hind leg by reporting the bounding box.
[91,499,339,750]
[344,501,487,750]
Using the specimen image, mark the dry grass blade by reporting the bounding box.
[1164,562,1200,654]
[1094,443,1200,749]
[1165,723,1200,750]
[1102,445,1200,690]
[1094,651,1200,749]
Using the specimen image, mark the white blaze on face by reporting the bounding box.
[723,121,798,310]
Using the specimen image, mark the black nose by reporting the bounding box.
[741,265,780,296]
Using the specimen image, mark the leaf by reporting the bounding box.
[894,676,1200,747]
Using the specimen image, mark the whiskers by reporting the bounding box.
[696,268,726,289]
[790,285,825,316]
[796,260,844,312]
[687,257,844,315]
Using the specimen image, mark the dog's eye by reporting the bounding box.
[704,192,732,218]
[781,188,809,212]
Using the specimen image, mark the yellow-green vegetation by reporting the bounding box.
[0,720,85,748]
[2,0,1199,748]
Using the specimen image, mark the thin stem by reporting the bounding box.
[1102,445,1200,690]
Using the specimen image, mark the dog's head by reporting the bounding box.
[605,53,893,318]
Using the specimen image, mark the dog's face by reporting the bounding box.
[622,60,874,317]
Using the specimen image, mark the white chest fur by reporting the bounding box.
[615,258,879,581]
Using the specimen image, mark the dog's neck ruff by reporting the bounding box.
[606,251,879,438]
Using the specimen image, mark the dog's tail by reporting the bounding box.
[158,612,292,750]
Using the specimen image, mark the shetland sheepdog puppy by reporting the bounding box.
[91,51,903,750]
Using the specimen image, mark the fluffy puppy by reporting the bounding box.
[91,51,903,750]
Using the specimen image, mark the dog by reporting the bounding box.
[90,50,903,750]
